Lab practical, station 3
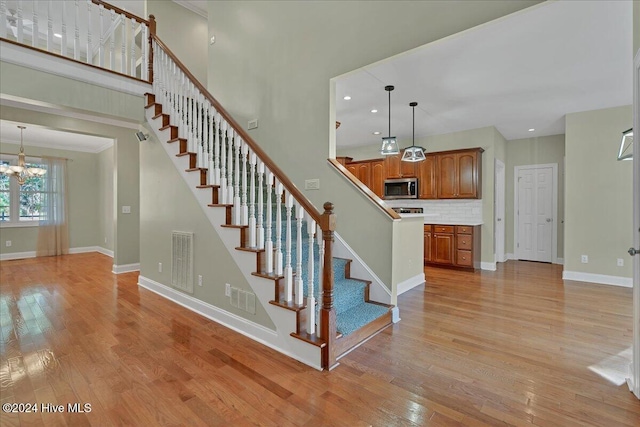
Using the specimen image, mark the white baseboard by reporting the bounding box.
[391,306,401,323]
[562,270,632,288]
[0,250,36,261]
[481,262,497,271]
[137,275,322,370]
[507,253,516,260]
[112,263,140,274]
[396,273,426,295]
[556,257,564,265]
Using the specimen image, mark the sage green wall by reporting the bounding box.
[139,128,275,329]
[505,134,565,257]
[147,0,208,85]
[98,146,114,252]
[0,106,139,266]
[635,0,640,55]
[0,143,105,254]
[207,1,539,286]
[565,105,633,278]
[0,61,143,122]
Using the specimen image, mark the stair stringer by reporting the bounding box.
[143,108,323,370]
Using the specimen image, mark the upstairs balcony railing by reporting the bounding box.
[0,0,153,81]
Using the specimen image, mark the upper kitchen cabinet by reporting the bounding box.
[384,151,417,179]
[417,154,437,199]
[370,160,385,198]
[436,148,483,199]
[344,158,384,199]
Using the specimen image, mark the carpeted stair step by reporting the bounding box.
[336,302,390,336]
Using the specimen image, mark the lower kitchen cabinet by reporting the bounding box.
[424,224,481,270]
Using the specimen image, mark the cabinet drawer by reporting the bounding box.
[433,225,455,234]
[456,250,473,267]
[424,224,432,232]
[456,225,473,235]
[457,235,473,250]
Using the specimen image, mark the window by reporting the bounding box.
[0,156,47,227]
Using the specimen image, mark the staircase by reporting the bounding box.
[145,37,393,369]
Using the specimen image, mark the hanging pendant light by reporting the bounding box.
[0,126,47,185]
[617,128,633,161]
[401,102,426,162]
[380,85,399,155]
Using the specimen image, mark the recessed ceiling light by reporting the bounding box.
[371,109,378,113]
[54,33,62,38]
[343,96,351,100]
[528,128,535,132]
[373,131,381,135]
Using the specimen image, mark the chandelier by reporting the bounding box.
[0,126,47,185]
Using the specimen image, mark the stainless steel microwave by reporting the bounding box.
[384,178,418,199]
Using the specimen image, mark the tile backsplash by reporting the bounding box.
[385,199,483,224]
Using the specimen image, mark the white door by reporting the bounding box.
[495,159,505,263]
[515,165,556,263]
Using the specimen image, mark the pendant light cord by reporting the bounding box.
[388,89,391,138]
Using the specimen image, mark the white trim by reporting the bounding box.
[556,257,564,265]
[495,158,506,263]
[481,262,497,271]
[507,252,517,260]
[391,306,401,323]
[0,40,150,97]
[138,275,322,370]
[0,250,36,261]
[172,0,208,18]
[562,270,632,288]
[514,163,559,263]
[396,273,425,295]
[112,263,140,274]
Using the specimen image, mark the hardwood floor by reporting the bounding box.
[1,253,638,426]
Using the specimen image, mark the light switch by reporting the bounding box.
[122,206,131,214]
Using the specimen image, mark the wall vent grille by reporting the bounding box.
[171,231,193,294]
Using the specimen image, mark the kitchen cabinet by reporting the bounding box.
[425,224,481,270]
[370,160,385,198]
[344,159,384,198]
[417,154,437,199]
[336,156,353,166]
[436,148,483,199]
[384,151,417,179]
[346,163,357,178]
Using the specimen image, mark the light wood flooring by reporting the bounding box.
[0,253,638,426]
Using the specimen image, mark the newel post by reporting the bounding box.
[148,14,156,84]
[320,202,337,370]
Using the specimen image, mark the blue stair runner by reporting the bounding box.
[268,208,389,336]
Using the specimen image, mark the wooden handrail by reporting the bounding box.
[91,0,150,25]
[151,34,323,224]
[328,159,401,220]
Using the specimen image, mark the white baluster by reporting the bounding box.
[226,124,234,206]
[219,117,227,204]
[284,194,294,302]
[108,9,115,70]
[178,71,185,138]
[31,0,38,48]
[208,105,215,185]
[265,172,274,274]
[61,0,67,57]
[142,24,149,81]
[17,0,23,44]
[256,161,265,250]
[130,18,135,77]
[46,0,52,52]
[233,136,242,225]
[0,0,7,39]
[120,13,125,73]
[86,0,92,64]
[306,219,317,334]
[275,182,284,276]
[316,223,324,337]
[196,93,203,166]
[74,0,80,60]
[98,4,104,66]
[295,205,304,305]
[248,153,257,248]
[213,113,221,186]
[240,143,249,225]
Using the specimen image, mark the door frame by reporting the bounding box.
[514,163,558,264]
[495,159,506,263]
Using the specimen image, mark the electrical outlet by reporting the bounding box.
[248,119,258,130]
[122,205,131,214]
[158,262,162,273]
[305,179,320,190]
[198,275,203,286]
[617,258,624,267]
[225,283,231,297]
[5,240,11,247]
[581,255,588,264]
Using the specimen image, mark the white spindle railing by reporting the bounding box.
[1,0,152,81]
[151,38,338,366]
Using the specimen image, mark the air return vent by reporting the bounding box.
[172,231,193,294]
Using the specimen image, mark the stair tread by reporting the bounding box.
[208,203,232,207]
[289,332,327,348]
[269,299,305,311]
[236,246,265,253]
[168,137,186,143]
[251,272,284,280]
[336,302,391,336]
[198,185,219,189]
[176,152,196,157]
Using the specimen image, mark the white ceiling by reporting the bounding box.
[335,1,633,148]
[0,120,114,153]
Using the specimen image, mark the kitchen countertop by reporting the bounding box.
[398,213,483,226]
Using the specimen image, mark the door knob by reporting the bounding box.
[546,218,552,222]
[497,218,502,222]
[629,247,640,256]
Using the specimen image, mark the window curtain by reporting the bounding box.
[36,157,69,257]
